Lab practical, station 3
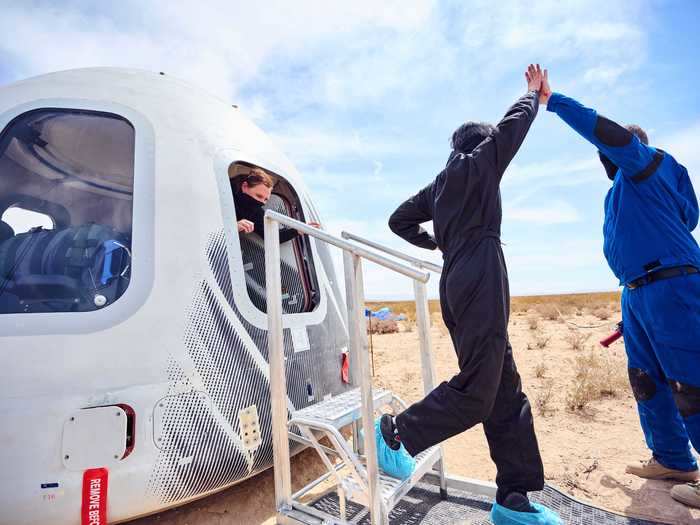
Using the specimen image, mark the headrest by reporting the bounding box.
[0,220,14,242]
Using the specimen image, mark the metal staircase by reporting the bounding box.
[264,211,447,524]
[261,213,662,525]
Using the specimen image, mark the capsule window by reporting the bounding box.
[0,108,135,314]
[229,162,319,314]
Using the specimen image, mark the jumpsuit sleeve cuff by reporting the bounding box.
[546,92,564,112]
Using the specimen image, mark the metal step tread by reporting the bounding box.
[305,478,666,525]
[376,446,441,510]
[290,387,393,430]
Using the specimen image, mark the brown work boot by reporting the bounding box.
[671,481,700,509]
[625,457,699,481]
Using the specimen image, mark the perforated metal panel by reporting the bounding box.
[147,229,350,505]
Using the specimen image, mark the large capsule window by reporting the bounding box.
[229,162,320,314]
[0,108,134,314]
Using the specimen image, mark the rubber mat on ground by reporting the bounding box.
[309,480,664,524]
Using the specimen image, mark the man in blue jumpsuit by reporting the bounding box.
[380,65,561,525]
[543,74,700,508]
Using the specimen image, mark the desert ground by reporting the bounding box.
[132,292,700,525]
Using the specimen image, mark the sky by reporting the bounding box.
[1,0,698,299]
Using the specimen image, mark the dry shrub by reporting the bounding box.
[597,354,629,398]
[368,319,399,334]
[557,304,576,317]
[535,334,551,349]
[537,304,560,321]
[528,316,539,330]
[536,378,556,416]
[510,301,530,315]
[534,361,547,378]
[566,350,628,410]
[593,307,611,320]
[565,330,589,351]
[566,352,600,411]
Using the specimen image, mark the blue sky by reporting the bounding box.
[1,0,698,299]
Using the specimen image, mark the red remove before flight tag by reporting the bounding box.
[81,468,108,525]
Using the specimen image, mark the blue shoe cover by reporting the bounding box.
[370,418,416,480]
[491,501,562,525]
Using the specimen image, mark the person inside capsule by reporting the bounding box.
[232,167,319,239]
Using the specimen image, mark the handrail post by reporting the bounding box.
[343,251,363,388]
[265,215,292,512]
[343,250,364,456]
[413,280,437,393]
[413,279,447,496]
[346,253,382,523]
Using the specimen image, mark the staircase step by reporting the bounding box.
[290,387,393,430]
[344,446,441,510]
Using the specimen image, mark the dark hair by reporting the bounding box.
[450,121,496,153]
[625,124,648,145]
[244,167,274,189]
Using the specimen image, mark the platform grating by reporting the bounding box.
[309,479,664,524]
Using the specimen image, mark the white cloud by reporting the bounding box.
[505,200,581,225]
[268,127,401,166]
[504,157,599,187]
[0,1,434,100]
[0,0,654,299]
[583,65,628,86]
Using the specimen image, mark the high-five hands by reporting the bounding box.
[525,64,552,105]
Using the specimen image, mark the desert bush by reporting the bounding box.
[368,319,399,334]
[597,354,629,398]
[527,316,539,330]
[557,304,576,317]
[565,350,628,410]
[565,331,589,351]
[593,307,611,320]
[535,334,551,349]
[537,304,560,321]
[536,379,556,416]
[534,361,547,378]
[566,352,601,411]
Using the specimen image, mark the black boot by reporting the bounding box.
[497,490,536,513]
[380,413,401,450]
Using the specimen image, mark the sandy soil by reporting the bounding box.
[131,305,700,525]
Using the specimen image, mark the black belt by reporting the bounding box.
[626,265,699,289]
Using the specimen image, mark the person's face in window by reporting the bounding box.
[242,181,272,204]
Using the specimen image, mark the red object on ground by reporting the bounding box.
[600,329,623,348]
[81,468,108,525]
[341,353,349,383]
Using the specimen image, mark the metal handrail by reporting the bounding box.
[264,209,443,525]
[267,211,429,282]
[341,231,442,274]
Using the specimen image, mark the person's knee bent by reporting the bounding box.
[628,368,657,402]
[669,379,700,419]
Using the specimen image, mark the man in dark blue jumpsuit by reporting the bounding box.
[381,65,561,524]
[544,79,700,508]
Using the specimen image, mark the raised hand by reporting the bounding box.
[540,68,552,105]
[525,63,545,94]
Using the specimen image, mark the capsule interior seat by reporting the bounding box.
[0,221,130,313]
